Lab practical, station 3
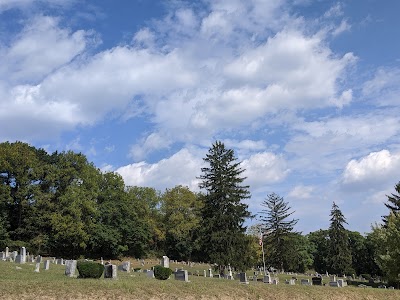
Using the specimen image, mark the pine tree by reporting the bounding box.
[198,141,252,270]
[259,193,298,271]
[382,182,400,226]
[328,202,353,275]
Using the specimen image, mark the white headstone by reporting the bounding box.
[44,260,50,270]
[161,256,169,268]
[5,247,9,258]
[120,261,130,272]
[34,262,40,273]
[65,260,77,277]
[207,268,213,278]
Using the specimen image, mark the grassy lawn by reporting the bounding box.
[0,260,399,300]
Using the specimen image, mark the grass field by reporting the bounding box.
[0,260,399,300]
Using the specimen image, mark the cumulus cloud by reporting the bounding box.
[242,152,290,189]
[342,150,400,187]
[116,148,204,192]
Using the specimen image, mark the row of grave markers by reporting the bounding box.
[2,249,394,288]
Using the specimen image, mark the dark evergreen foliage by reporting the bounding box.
[259,193,299,271]
[153,265,172,280]
[198,141,252,269]
[77,261,105,278]
[328,202,353,274]
[382,182,400,226]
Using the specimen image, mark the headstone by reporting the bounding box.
[65,260,77,277]
[0,252,5,260]
[312,277,322,286]
[330,275,336,282]
[285,279,296,285]
[272,278,279,285]
[239,272,249,284]
[337,279,347,287]
[161,256,169,268]
[21,247,26,262]
[301,279,311,286]
[5,247,9,258]
[56,258,63,265]
[29,256,35,263]
[119,261,130,272]
[263,274,272,284]
[34,262,40,273]
[36,255,42,263]
[175,270,190,282]
[207,268,213,278]
[145,270,154,278]
[100,257,104,265]
[44,260,50,270]
[227,265,234,280]
[203,270,207,277]
[329,281,340,287]
[104,264,117,279]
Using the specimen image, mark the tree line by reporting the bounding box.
[1,141,399,284]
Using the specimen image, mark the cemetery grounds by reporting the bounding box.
[0,259,399,300]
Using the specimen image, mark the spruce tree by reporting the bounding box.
[328,202,353,275]
[259,193,298,271]
[198,141,252,270]
[382,182,400,226]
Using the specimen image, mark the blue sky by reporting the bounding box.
[1,0,400,234]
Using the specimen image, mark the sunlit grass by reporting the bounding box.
[0,260,398,299]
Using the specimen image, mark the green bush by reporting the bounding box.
[77,261,104,279]
[153,265,172,280]
[360,274,372,281]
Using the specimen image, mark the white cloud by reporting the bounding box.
[342,150,400,186]
[288,185,314,199]
[242,152,290,189]
[116,148,204,192]
[0,0,74,13]
[0,15,90,83]
[362,67,400,106]
[332,19,351,36]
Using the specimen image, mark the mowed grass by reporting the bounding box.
[0,260,399,300]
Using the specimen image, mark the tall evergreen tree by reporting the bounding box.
[259,193,298,271]
[328,202,353,275]
[198,141,252,270]
[382,182,400,226]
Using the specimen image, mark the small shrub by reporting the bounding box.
[77,261,104,279]
[153,265,172,280]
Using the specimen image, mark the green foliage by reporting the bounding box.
[153,265,172,280]
[371,212,400,284]
[382,182,400,225]
[161,185,203,260]
[198,141,252,269]
[328,202,353,275]
[307,229,330,274]
[259,193,299,271]
[77,261,105,279]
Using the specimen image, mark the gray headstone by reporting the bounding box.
[44,260,50,270]
[146,270,155,278]
[36,255,42,263]
[119,261,130,272]
[174,270,190,282]
[301,279,311,286]
[65,260,77,277]
[329,281,340,287]
[337,279,347,287]
[104,264,117,279]
[34,262,40,273]
[203,270,206,277]
[330,275,336,282]
[161,256,169,268]
[239,272,249,284]
[15,255,25,264]
[263,275,271,283]
[5,247,9,258]
[0,252,5,260]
